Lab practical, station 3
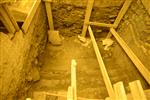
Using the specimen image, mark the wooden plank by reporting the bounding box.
[88,22,114,28]
[110,28,150,85]
[0,5,16,34]
[88,26,115,99]
[2,4,20,31]
[81,0,95,37]
[114,82,127,100]
[67,86,73,100]
[22,0,41,33]
[129,80,147,100]
[71,59,77,100]
[45,2,54,30]
[114,0,133,28]
[43,0,52,2]
[107,0,133,38]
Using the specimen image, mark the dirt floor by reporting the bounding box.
[28,35,108,99]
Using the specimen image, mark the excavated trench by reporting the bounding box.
[27,2,150,99]
[1,0,150,99]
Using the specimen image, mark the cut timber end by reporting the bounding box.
[48,30,62,46]
[114,82,127,100]
[71,59,77,67]
[129,80,147,100]
[26,98,32,100]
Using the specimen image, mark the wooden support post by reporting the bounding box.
[114,82,127,100]
[22,0,41,33]
[106,0,133,38]
[129,80,147,100]
[71,59,77,100]
[88,22,114,28]
[2,4,20,31]
[110,28,150,85]
[81,0,95,37]
[0,5,16,34]
[45,1,54,30]
[88,26,115,99]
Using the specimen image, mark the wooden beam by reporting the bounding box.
[45,2,54,30]
[2,4,20,31]
[114,82,127,100]
[88,22,114,28]
[81,0,95,37]
[88,26,115,99]
[43,0,52,2]
[22,0,41,33]
[129,80,147,100]
[106,0,133,38]
[71,59,77,100]
[0,5,16,34]
[110,28,150,85]
[114,0,133,28]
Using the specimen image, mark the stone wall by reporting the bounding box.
[52,0,124,7]
[0,2,48,100]
[117,0,150,73]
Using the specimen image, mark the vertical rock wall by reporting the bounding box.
[117,0,150,77]
[0,2,48,100]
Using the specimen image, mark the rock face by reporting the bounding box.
[117,0,150,71]
[0,3,48,100]
[51,0,124,7]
